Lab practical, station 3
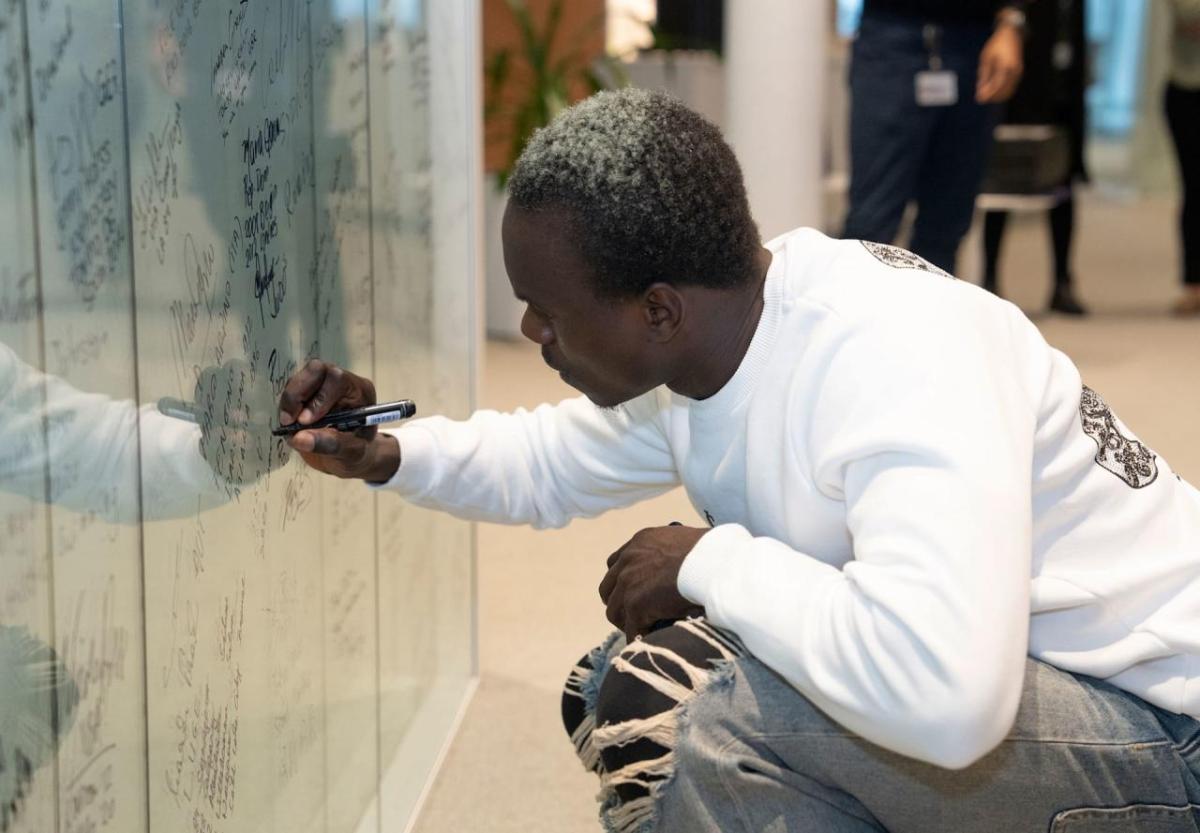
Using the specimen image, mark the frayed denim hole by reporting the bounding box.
[597,656,739,833]
[707,658,737,692]
[583,630,626,713]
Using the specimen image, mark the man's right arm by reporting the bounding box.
[279,359,681,528]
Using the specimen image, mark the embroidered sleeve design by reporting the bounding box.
[1079,386,1158,489]
[860,240,953,279]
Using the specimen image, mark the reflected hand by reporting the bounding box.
[196,359,287,485]
[277,358,399,482]
[976,26,1023,103]
[1180,20,1200,40]
[598,525,708,642]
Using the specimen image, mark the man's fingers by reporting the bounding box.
[989,68,1019,101]
[299,364,349,424]
[278,359,380,429]
[626,611,652,641]
[976,63,1002,101]
[623,586,657,641]
[606,546,623,569]
[600,538,632,602]
[278,358,330,425]
[287,429,315,454]
[977,55,1022,103]
[296,366,377,424]
[598,560,619,603]
[605,581,625,634]
[288,427,343,456]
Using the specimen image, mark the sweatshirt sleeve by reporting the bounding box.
[678,298,1039,769]
[0,343,224,522]
[369,390,680,528]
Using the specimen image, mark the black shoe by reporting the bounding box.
[1049,286,1088,316]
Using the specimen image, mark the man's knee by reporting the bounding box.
[594,620,739,728]
[561,631,625,738]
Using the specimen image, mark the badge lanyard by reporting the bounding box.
[924,23,944,71]
[1054,0,1076,70]
[915,23,959,107]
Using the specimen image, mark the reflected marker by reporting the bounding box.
[157,396,199,423]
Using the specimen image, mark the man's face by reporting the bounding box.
[501,205,662,408]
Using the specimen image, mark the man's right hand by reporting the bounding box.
[277,358,401,483]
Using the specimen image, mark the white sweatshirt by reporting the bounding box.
[375,228,1200,768]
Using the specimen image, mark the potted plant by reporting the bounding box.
[482,0,620,338]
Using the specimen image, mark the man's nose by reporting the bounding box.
[520,307,554,345]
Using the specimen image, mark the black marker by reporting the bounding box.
[272,399,417,436]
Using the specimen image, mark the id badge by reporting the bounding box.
[915,70,958,107]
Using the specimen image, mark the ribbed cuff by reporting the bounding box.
[365,424,438,495]
[677,523,753,606]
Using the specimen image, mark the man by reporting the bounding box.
[279,89,1200,832]
[842,0,1026,274]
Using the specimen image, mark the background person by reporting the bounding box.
[1166,0,1200,315]
[982,0,1090,315]
[842,0,1027,274]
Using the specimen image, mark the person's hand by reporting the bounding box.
[196,358,287,485]
[598,525,709,641]
[277,359,400,482]
[976,25,1024,103]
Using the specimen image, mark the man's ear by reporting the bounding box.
[642,283,685,342]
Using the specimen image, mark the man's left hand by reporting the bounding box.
[599,525,709,641]
[976,25,1024,103]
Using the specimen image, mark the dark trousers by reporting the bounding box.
[1166,83,1200,286]
[843,12,998,274]
[983,192,1076,293]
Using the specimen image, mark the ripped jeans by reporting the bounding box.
[562,618,1200,833]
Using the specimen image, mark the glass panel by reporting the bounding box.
[0,1,476,831]
[24,3,147,832]
[1,5,59,832]
[369,0,475,823]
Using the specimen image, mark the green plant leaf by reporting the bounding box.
[490,0,617,185]
[542,0,565,62]
[484,49,512,123]
[507,0,545,74]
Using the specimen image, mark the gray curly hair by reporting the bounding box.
[507,88,760,299]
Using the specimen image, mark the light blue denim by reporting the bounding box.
[656,655,1200,832]
[575,627,1200,832]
